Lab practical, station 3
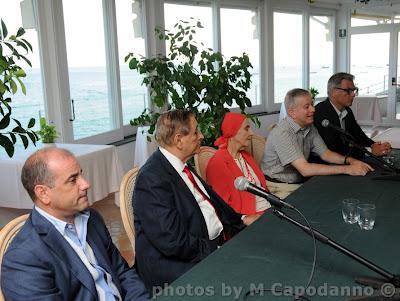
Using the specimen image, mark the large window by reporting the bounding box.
[350,33,389,96]
[309,15,333,97]
[116,0,148,125]
[274,12,302,104]
[63,0,113,139]
[0,1,44,146]
[221,7,260,105]
[164,1,261,107]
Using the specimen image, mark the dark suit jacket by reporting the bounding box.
[133,149,245,291]
[314,98,374,159]
[1,208,149,301]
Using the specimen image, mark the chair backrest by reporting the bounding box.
[0,214,29,301]
[244,134,267,166]
[194,146,217,181]
[119,166,140,266]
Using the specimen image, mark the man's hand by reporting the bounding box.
[371,142,392,156]
[243,214,262,226]
[345,159,374,176]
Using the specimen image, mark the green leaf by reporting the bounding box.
[9,132,16,144]
[0,134,14,157]
[19,54,32,67]
[27,131,36,143]
[3,42,16,53]
[16,77,26,95]
[16,40,28,53]
[20,134,29,148]
[1,19,8,39]
[0,113,11,129]
[27,118,35,128]
[16,27,25,37]
[13,118,22,127]
[9,79,17,94]
[21,38,33,52]
[12,126,25,133]
[128,58,139,70]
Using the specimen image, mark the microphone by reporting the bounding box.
[234,177,294,209]
[321,119,353,139]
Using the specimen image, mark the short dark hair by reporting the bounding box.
[327,72,355,96]
[285,88,311,111]
[21,148,74,201]
[155,110,195,147]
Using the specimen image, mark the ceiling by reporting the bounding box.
[314,0,400,15]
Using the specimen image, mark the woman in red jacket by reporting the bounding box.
[206,112,270,216]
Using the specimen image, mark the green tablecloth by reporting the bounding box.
[154,173,400,300]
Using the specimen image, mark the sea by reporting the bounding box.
[5,64,390,144]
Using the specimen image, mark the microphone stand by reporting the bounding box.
[272,208,400,299]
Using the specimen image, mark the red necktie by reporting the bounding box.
[183,166,212,202]
[183,166,226,240]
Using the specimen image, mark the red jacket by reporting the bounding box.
[206,149,268,215]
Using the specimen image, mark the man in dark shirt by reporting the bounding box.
[314,72,391,159]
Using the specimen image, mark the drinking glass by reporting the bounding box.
[342,198,360,224]
[357,204,376,230]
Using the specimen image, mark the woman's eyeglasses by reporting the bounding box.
[335,87,359,95]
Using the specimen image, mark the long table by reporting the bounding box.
[0,143,124,209]
[155,172,400,300]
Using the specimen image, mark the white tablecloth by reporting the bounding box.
[373,127,400,148]
[351,96,382,125]
[134,126,158,167]
[0,143,124,209]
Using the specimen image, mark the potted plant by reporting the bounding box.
[36,117,58,144]
[125,19,259,146]
[0,19,38,157]
[310,87,319,100]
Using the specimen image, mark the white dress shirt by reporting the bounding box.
[159,147,223,240]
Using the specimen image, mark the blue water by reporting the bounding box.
[6,66,148,141]
[5,64,388,145]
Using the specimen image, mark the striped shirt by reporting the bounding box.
[261,117,327,183]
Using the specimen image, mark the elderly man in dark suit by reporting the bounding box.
[314,72,391,159]
[1,147,149,301]
[133,110,258,292]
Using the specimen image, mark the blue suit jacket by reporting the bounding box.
[133,149,245,291]
[1,208,149,301]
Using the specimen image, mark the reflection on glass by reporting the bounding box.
[221,7,260,105]
[274,12,302,104]
[310,15,333,98]
[63,0,112,139]
[116,0,148,125]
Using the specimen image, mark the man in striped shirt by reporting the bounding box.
[261,88,373,184]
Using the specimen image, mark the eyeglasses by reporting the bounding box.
[335,87,359,95]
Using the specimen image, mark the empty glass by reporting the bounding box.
[342,198,360,224]
[357,204,376,230]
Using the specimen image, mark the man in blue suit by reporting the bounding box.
[133,110,259,293]
[1,147,149,301]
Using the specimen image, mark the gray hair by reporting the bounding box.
[21,147,74,201]
[285,88,312,111]
[327,72,355,96]
[155,110,195,147]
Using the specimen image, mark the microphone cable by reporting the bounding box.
[243,207,317,301]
